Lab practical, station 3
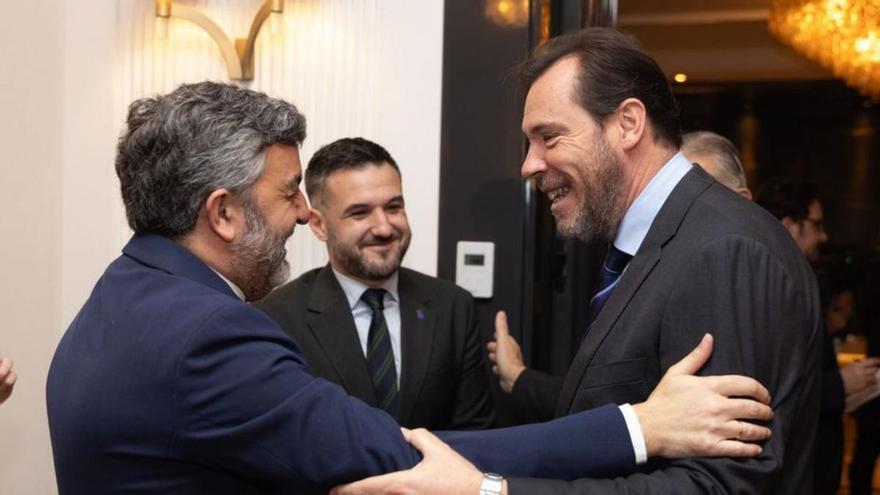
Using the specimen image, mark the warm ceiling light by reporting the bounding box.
[674,73,688,83]
[154,0,285,81]
[770,0,880,98]
[485,0,529,28]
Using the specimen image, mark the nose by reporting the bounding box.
[521,146,546,179]
[294,195,309,225]
[371,210,393,237]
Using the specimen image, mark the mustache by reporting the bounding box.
[360,233,402,247]
[536,175,567,192]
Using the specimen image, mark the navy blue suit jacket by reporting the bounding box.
[47,234,635,494]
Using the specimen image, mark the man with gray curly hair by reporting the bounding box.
[47,81,773,494]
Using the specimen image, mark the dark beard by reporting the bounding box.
[564,142,627,243]
[230,202,292,301]
[329,231,411,281]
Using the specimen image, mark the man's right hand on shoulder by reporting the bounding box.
[486,311,526,393]
[633,334,773,459]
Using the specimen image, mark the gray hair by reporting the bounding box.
[115,81,307,237]
[681,131,748,191]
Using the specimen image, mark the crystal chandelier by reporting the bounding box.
[769,0,880,98]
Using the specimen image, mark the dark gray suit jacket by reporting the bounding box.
[509,166,822,494]
[255,265,494,430]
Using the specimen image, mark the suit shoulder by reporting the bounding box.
[255,267,323,311]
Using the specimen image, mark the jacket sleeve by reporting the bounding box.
[174,304,420,493]
[507,235,822,494]
[439,403,635,479]
[509,369,563,423]
[447,290,495,429]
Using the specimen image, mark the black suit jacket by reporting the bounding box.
[815,329,845,495]
[256,265,494,430]
[509,166,822,494]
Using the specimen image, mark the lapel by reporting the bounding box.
[122,233,238,300]
[556,167,714,415]
[305,266,377,406]
[396,269,438,426]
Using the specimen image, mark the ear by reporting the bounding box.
[613,98,647,151]
[780,216,801,238]
[308,208,329,242]
[738,188,753,201]
[204,189,245,243]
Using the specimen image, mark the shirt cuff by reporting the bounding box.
[619,403,648,464]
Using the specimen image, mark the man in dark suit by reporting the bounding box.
[47,81,775,494]
[488,130,758,425]
[337,27,821,495]
[757,179,880,495]
[256,138,492,430]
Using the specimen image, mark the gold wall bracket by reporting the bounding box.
[156,0,284,81]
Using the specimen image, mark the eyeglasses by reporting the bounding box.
[801,217,825,232]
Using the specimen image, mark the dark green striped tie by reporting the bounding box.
[361,288,399,416]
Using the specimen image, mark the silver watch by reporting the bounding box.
[479,472,504,495]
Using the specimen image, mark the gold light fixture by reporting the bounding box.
[769,0,880,98]
[155,0,284,81]
[484,0,529,28]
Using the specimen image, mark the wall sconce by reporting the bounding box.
[155,0,284,81]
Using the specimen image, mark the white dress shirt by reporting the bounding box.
[332,269,402,385]
[210,268,246,301]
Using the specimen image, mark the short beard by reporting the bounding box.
[230,201,292,301]
[328,230,411,282]
[559,140,627,243]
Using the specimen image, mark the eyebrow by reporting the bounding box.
[284,174,302,191]
[524,122,562,136]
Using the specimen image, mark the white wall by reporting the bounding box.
[0,1,65,493]
[0,1,444,493]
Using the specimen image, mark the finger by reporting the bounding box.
[709,376,772,404]
[488,352,496,363]
[4,370,15,386]
[495,311,509,338]
[666,334,713,376]
[486,342,497,352]
[407,428,449,457]
[720,398,774,421]
[0,358,10,376]
[735,421,772,442]
[710,440,763,458]
[492,365,498,375]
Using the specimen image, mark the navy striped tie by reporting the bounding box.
[361,288,399,416]
[586,244,633,329]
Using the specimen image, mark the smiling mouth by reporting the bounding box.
[546,186,571,205]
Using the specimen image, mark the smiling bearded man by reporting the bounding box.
[256,137,494,430]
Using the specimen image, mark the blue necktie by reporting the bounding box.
[586,245,633,328]
[361,288,399,416]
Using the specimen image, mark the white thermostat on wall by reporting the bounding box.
[455,241,495,299]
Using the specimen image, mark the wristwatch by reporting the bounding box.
[479,472,504,495]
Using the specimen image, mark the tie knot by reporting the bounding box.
[361,288,386,312]
[604,245,633,274]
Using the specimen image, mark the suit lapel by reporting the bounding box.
[556,167,714,415]
[306,266,377,406]
[396,270,437,426]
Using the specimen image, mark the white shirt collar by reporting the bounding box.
[209,267,246,301]
[332,268,400,310]
[613,152,693,256]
